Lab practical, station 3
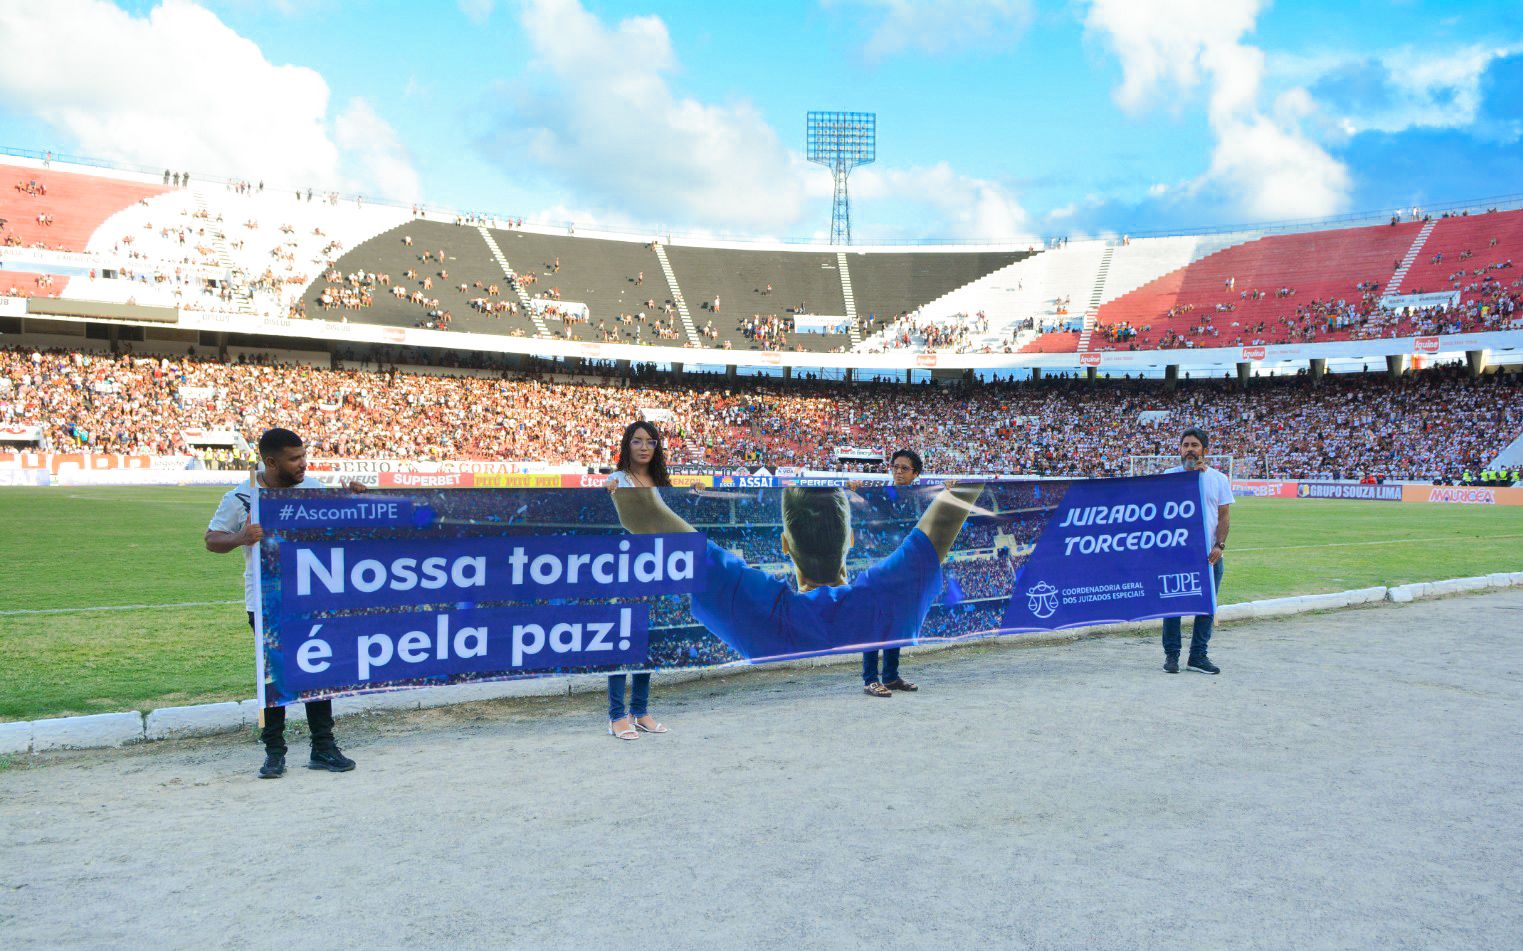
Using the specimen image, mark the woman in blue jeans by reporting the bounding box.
[603,420,672,740]
[857,449,924,698]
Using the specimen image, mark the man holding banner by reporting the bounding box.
[610,480,985,661]
[205,428,363,779]
[1160,428,1233,674]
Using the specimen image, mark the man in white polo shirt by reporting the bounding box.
[1161,427,1234,674]
[205,427,363,779]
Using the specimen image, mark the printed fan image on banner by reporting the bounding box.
[255,475,1214,707]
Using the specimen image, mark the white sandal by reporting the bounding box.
[634,717,668,734]
[608,719,639,740]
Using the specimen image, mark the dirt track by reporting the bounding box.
[3,590,1521,950]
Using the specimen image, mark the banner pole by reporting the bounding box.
[250,464,265,729]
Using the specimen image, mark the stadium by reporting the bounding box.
[3,1,1523,948]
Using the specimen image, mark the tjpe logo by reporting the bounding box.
[1026,581,1059,619]
[1159,571,1203,599]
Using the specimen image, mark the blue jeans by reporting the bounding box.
[862,648,901,685]
[608,673,651,720]
[1162,557,1225,657]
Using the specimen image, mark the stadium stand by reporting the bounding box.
[1393,208,1523,299]
[297,220,540,337]
[847,250,1028,329]
[1,162,166,252]
[663,245,850,351]
[488,229,673,343]
[1018,329,1081,353]
[0,271,67,299]
[1002,241,1111,353]
[2,154,1517,363]
[2,344,1518,482]
[1090,221,1428,350]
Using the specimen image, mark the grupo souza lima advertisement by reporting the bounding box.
[254,472,1215,706]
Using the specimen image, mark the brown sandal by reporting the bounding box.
[863,681,892,698]
[884,678,918,692]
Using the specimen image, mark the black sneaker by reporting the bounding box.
[1163,656,1179,674]
[308,746,356,772]
[1188,655,1220,675]
[258,751,286,779]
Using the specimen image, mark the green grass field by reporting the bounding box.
[2,486,1520,721]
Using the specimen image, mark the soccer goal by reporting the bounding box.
[1127,455,1241,478]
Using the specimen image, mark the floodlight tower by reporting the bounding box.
[807,111,875,245]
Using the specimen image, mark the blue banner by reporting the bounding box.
[1001,472,1215,631]
[255,474,1214,706]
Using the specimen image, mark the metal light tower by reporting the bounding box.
[807,111,875,245]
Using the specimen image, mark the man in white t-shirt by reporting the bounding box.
[1161,427,1234,675]
[205,427,364,779]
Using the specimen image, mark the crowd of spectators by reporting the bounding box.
[860,310,1035,354]
[3,346,1519,482]
[1102,268,1520,353]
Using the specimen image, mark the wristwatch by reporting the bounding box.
[1213,540,1226,550]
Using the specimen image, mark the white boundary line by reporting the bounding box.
[1232,532,1523,553]
[3,570,1520,755]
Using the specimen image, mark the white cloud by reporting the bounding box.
[0,0,419,200]
[1084,0,1351,220]
[829,0,1034,59]
[492,0,1028,239]
[1206,114,1350,219]
[855,163,1029,237]
[494,0,806,231]
[335,98,422,202]
[1272,43,1523,137]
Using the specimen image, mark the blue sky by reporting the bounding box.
[0,0,1519,241]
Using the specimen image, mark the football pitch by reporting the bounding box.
[1,486,1520,722]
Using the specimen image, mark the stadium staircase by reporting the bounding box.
[477,226,550,337]
[653,243,701,345]
[837,251,861,346]
[1075,245,1114,351]
[1387,219,1437,291]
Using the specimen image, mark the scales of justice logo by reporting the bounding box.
[1025,581,1059,619]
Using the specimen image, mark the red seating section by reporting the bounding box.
[0,271,68,298]
[0,163,167,252]
[1395,209,1523,300]
[1019,330,1082,353]
[1091,222,1424,350]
